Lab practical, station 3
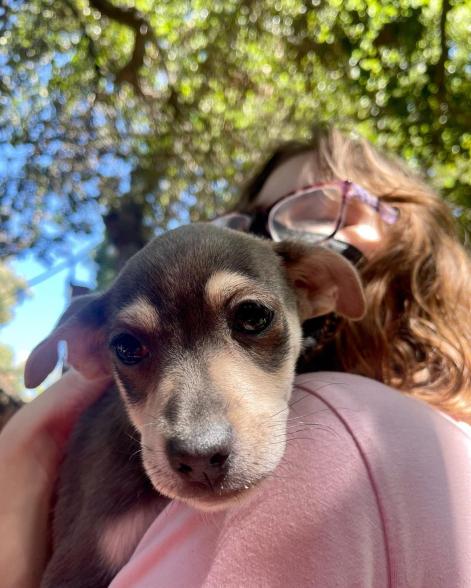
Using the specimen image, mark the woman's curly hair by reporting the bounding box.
[239,128,471,422]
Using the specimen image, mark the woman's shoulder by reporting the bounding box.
[294,370,471,441]
[289,371,471,586]
[292,371,471,494]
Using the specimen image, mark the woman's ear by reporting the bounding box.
[24,293,110,388]
[274,241,366,322]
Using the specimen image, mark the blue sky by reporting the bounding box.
[0,236,99,392]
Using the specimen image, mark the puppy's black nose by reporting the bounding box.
[166,425,233,486]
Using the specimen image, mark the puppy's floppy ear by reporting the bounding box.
[274,241,366,321]
[24,293,110,388]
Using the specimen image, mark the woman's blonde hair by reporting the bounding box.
[240,128,471,422]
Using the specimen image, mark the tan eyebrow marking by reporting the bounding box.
[115,297,159,333]
[205,271,273,307]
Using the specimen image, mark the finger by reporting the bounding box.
[1,369,111,452]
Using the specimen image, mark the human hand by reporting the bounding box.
[0,369,110,588]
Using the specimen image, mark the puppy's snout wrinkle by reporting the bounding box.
[166,423,233,486]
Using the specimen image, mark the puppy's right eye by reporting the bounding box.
[110,333,149,366]
[232,301,274,335]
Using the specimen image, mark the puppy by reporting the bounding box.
[25,223,365,587]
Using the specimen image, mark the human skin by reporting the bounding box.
[0,370,110,588]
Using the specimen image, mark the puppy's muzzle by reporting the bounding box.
[166,422,233,487]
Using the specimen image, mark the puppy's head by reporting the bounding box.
[25,224,364,510]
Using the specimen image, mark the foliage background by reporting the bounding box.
[0,0,470,392]
[0,263,26,393]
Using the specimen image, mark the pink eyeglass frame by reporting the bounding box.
[212,180,399,242]
[268,180,399,223]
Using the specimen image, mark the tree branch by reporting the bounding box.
[435,0,451,104]
[88,0,157,96]
[62,0,105,79]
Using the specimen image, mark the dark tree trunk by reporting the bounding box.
[104,197,151,271]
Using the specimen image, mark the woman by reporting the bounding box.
[231,127,471,422]
[2,128,471,587]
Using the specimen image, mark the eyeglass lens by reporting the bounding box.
[269,187,344,242]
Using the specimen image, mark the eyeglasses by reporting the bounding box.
[212,181,399,243]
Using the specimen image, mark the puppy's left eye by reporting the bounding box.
[232,302,274,334]
[110,333,149,366]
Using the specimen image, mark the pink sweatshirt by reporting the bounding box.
[110,373,471,587]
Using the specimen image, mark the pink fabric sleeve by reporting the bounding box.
[110,373,471,588]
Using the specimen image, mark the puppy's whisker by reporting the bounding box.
[266,422,291,431]
[288,422,338,433]
[288,393,312,406]
[285,437,320,443]
[284,424,338,437]
[125,432,146,447]
[286,409,333,422]
[129,448,144,460]
[264,394,310,422]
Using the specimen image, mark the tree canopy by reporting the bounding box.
[1,0,470,279]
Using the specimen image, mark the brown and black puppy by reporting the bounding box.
[25,223,365,587]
